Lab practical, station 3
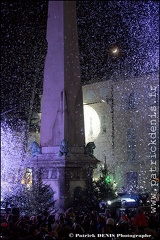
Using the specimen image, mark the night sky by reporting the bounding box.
[1,0,159,122]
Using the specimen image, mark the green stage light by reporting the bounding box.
[105,176,111,183]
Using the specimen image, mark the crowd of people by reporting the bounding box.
[0,206,159,239]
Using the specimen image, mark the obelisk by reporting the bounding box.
[40,0,85,150]
[31,1,99,211]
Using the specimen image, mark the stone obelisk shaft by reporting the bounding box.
[40,1,85,150]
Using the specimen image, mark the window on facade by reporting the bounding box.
[126,128,136,161]
[89,117,93,136]
[122,92,138,110]
[128,92,136,109]
[126,171,138,190]
[86,90,94,101]
[101,115,106,133]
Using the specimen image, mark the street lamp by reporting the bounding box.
[106,45,121,173]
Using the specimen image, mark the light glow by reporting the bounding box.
[1,120,28,199]
[111,46,120,56]
[121,198,135,202]
[83,105,100,143]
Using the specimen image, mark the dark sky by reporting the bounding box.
[77,0,159,80]
[1,0,159,120]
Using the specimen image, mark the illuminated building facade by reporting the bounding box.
[82,72,159,192]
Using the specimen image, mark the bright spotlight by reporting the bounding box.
[84,105,100,142]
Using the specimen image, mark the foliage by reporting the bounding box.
[82,166,99,211]
[76,164,117,212]
[93,164,117,201]
[4,169,56,216]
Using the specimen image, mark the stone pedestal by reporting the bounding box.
[30,149,99,211]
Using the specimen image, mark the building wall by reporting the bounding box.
[82,81,113,178]
[82,72,159,192]
[32,72,159,192]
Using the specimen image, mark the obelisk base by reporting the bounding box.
[30,152,99,212]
